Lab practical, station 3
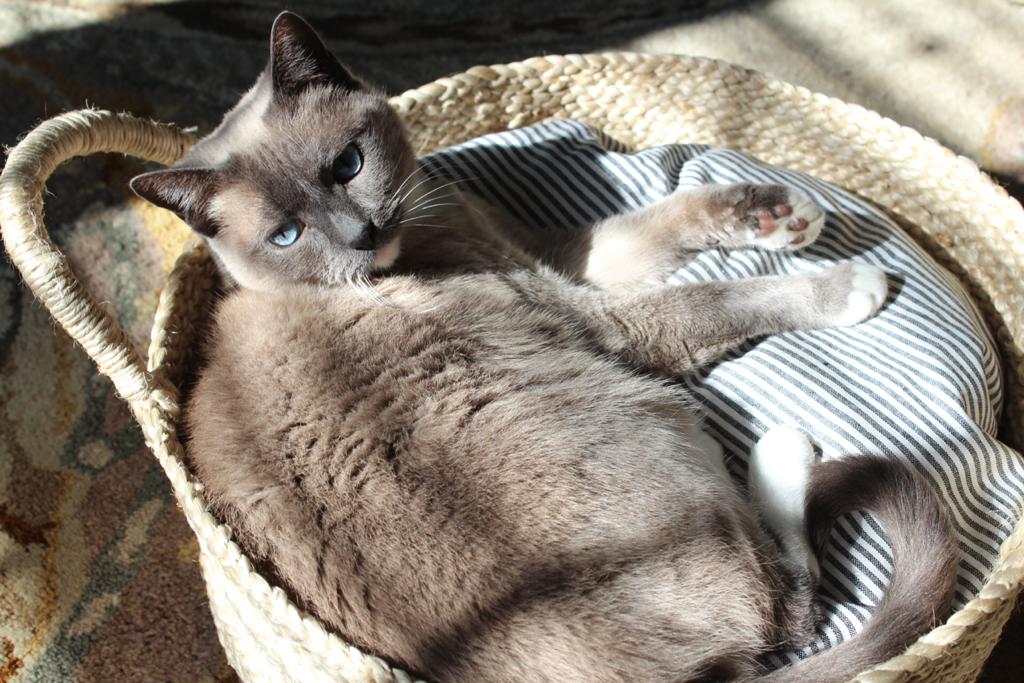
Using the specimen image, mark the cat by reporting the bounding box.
[130,11,958,683]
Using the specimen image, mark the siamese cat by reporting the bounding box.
[130,12,958,683]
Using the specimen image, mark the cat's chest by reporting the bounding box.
[253,297,493,406]
[219,282,602,440]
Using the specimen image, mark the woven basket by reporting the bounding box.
[2,53,1023,683]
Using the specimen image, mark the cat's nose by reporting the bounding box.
[350,222,377,250]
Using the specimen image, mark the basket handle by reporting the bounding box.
[0,109,195,403]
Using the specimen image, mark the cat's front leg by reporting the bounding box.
[583,183,825,288]
[512,261,886,376]
[583,261,887,375]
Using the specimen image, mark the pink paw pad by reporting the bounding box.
[749,187,825,251]
[756,204,799,236]
[757,209,779,235]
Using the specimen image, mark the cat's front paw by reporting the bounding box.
[713,183,825,251]
[813,262,888,327]
[749,187,825,251]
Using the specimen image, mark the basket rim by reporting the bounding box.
[393,52,1023,209]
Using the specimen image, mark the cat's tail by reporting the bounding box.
[758,454,959,683]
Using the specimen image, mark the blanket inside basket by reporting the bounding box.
[417,119,1024,665]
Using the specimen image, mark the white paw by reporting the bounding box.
[749,426,820,578]
[831,263,888,326]
[750,426,815,522]
[752,188,825,251]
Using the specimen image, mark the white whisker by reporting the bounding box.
[408,201,462,213]
[390,168,423,206]
[396,213,442,225]
[407,222,452,230]
[400,203,461,223]
[403,178,465,210]
[396,173,437,208]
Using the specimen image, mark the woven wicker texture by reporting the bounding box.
[2,53,1023,683]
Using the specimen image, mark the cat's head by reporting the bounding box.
[130,11,416,291]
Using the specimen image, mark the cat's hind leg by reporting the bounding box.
[583,183,825,288]
[748,426,820,580]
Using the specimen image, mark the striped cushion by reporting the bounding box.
[417,120,1024,664]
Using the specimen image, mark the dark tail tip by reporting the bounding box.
[762,454,958,682]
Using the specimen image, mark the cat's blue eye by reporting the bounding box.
[269,221,302,247]
[332,143,363,184]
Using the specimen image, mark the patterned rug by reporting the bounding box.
[1,1,1021,681]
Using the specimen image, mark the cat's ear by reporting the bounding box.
[269,11,360,100]
[130,168,221,237]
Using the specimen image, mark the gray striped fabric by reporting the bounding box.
[418,120,1024,664]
